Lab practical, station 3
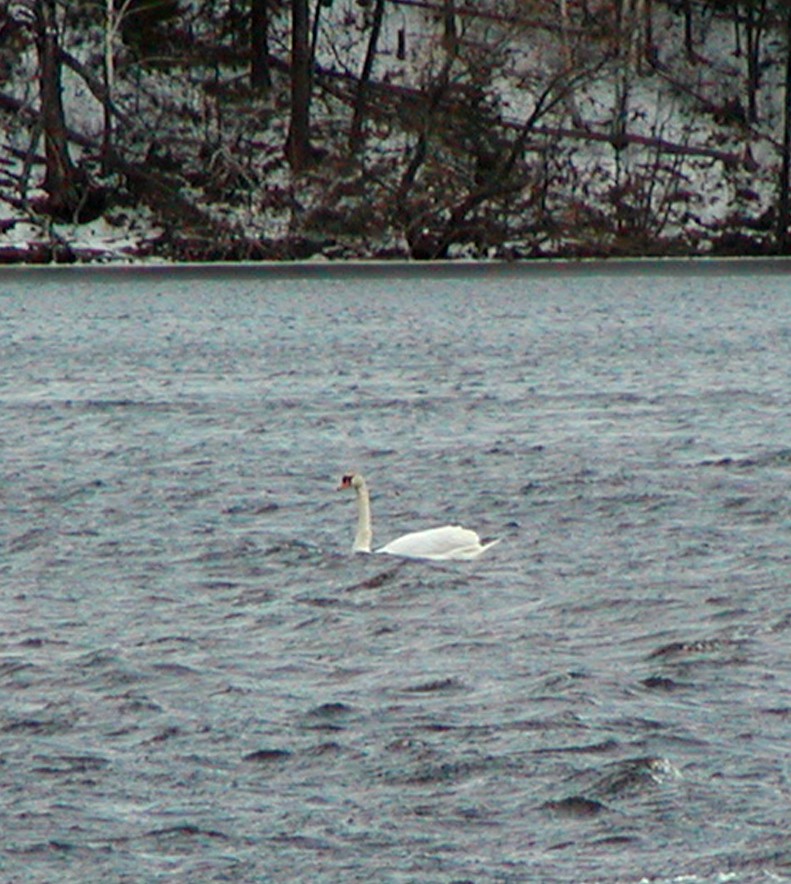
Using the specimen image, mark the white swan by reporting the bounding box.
[338,473,500,561]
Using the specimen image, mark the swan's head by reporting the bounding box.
[338,472,365,491]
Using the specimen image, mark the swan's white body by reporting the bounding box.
[339,473,499,561]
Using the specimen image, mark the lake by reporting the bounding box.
[2,259,790,882]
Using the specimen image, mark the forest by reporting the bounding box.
[1,0,791,262]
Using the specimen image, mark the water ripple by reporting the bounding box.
[2,265,790,882]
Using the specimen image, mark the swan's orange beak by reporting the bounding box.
[337,474,353,490]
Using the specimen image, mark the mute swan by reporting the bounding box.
[338,473,500,561]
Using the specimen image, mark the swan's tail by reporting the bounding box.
[480,537,502,554]
[441,537,501,560]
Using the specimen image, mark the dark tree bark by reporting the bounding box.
[643,0,655,66]
[34,0,102,221]
[36,0,75,200]
[743,0,768,124]
[682,0,694,60]
[348,0,386,154]
[250,0,271,92]
[442,0,458,57]
[286,0,312,171]
[777,5,791,251]
[309,0,322,78]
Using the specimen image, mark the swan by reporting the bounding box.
[338,473,500,561]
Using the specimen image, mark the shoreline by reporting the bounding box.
[3,253,791,278]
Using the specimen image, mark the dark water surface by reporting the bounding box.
[2,261,790,882]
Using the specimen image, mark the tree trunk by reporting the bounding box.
[286,0,312,172]
[250,0,271,93]
[558,0,582,125]
[777,6,791,251]
[442,0,457,57]
[34,0,96,220]
[559,0,573,69]
[682,0,694,61]
[743,0,767,124]
[309,0,322,78]
[612,2,632,152]
[103,0,114,173]
[641,0,655,69]
[629,0,643,71]
[348,0,386,154]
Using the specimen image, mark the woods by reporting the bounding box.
[2,0,791,260]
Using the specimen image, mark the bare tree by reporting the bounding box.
[286,0,312,171]
[33,0,102,221]
[778,2,791,250]
[348,0,386,154]
[250,0,272,92]
[681,0,695,60]
[720,0,771,123]
[742,0,768,123]
[103,0,136,171]
[442,0,458,57]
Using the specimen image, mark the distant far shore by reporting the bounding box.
[4,254,791,278]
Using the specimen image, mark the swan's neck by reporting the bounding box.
[353,482,372,553]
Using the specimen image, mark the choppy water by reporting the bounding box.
[2,260,790,883]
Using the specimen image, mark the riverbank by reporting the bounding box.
[2,3,790,264]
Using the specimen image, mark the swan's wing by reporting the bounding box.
[377,525,486,560]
